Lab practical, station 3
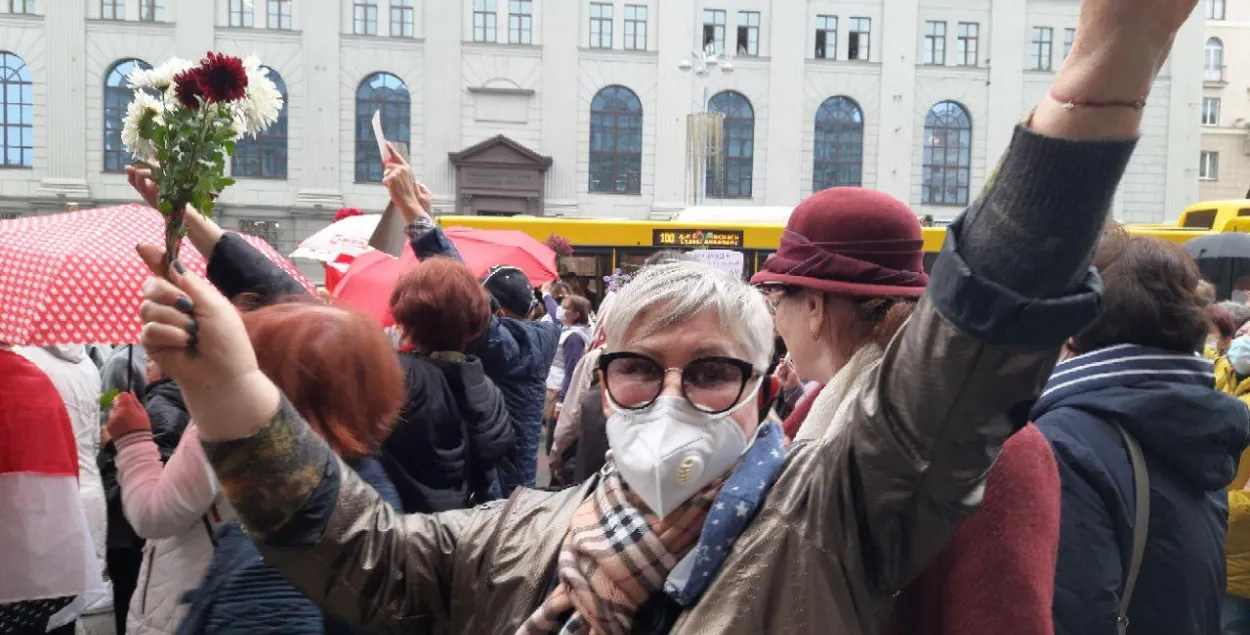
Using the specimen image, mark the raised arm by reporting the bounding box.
[127,166,306,303]
[133,248,474,633]
[823,0,1195,592]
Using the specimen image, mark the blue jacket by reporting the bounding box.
[409,225,559,496]
[177,457,402,635]
[1032,344,1250,635]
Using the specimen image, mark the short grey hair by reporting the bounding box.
[603,261,773,370]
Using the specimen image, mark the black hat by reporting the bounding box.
[482,265,536,318]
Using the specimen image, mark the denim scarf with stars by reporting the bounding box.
[663,421,787,606]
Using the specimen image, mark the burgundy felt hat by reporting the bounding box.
[750,187,929,298]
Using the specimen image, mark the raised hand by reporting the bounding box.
[106,392,151,441]
[126,165,161,209]
[382,142,433,224]
[135,243,279,441]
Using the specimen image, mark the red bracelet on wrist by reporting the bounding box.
[1049,90,1147,111]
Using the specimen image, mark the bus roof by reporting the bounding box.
[673,206,796,224]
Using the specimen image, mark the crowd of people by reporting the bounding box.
[7,1,1250,634]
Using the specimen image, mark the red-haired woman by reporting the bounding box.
[383,257,515,513]
[106,301,405,635]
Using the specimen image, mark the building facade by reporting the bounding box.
[0,0,1205,253]
[1201,0,1250,201]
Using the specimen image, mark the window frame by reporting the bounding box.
[227,0,253,27]
[1030,26,1054,71]
[0,51,34,169]
[737,11,760,57]
[232,67,289,180]
[390,0,414,37]
[1206,38,1224,82]
[588,85,644,195]
[473,0,497,42]
[815,15,837,60]
[353,0,378,35]
[237,219,284,250]
[100,0,124,20]
[812,96,865,191]
[1200,150,1220,181]
[262,0,292,29]
[703,9,726,54]
[354,72,411,183]
[8,0,35,14]
[589,3,614,49]
[956,22,978,66]
[923,20,946,66]
[1208,0,1226,20]
[623,4,647,51]
[508,0,533,44]
[848,17,871,61]
[1202,97,1220,126]
[921,101,973,207]
[706,90,755,199]
[1062,28,1075,59]
[138,0,162,21]
[103,58,154,173]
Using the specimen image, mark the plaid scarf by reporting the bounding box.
[517,468,718,635]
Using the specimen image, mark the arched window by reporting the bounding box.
[589,85,643,194]
[812,96,864,191]
[233,67,288,179]
[104,58,152,172]
[707,90,754,198]
[355,72,410,182]
[1206,38,1225,82]
[922,101,972,206]
[0,52,33,168]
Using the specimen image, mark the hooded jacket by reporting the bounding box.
[1032,344,1250,635]
[382,353,514,513]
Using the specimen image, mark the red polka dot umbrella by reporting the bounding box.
[0,204,312,345]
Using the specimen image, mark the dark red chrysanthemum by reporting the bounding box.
[173,68,204,110]
[196,52,248,104]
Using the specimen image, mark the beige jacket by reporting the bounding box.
[241,294,1070,634]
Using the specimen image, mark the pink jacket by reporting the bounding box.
[115,423,232,635]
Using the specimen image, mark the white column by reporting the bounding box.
[875,0,920,201]
[173,1,215,60]
[293,1,344,208]
[762,1,805,206]
[36,0,90,199]
[1164,8,1204,222]
[985,0,1027,174]
[652,1,697,215]
[421,0,463,203]
[539,4,580,211]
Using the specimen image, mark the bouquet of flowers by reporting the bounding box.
[122,52,283,269]
[603,268,632,294]
[545,233,574,257]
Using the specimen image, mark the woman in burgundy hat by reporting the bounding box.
[753,187,1061,635]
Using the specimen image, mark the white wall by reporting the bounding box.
[0,0,1205,246]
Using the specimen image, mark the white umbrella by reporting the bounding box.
[289,213,383,264]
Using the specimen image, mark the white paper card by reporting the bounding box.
[372,110,388,162]
[689,249,745,279]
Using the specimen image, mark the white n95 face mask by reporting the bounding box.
[605,382,761,519]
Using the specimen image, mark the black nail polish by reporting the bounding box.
[174,296,194,313]
[185,319,198,335]
[172,260,186,275]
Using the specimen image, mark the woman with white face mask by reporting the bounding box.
[130,1,1195,630]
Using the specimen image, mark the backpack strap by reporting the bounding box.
[1112,422,1150,635]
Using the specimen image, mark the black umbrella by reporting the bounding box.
[1185,233,1250,300]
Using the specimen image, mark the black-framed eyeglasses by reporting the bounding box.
[598,352,760,415]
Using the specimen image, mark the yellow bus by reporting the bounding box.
[437,213,1227,294]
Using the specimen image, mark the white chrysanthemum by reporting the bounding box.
[128,57,195,91]
[234,60,283,137]
[121,91,162,162]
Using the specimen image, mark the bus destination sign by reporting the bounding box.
[652,229,744,249]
